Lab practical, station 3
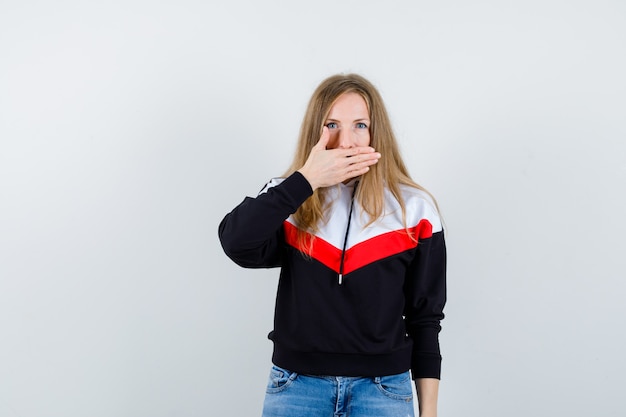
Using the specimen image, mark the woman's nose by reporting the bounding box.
[337,129,354,149]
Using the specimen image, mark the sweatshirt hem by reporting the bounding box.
[272,344,413,377]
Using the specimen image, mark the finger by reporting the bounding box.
[350,160,378,174]
[315,126,330,150]
[347,152,381,164]
[342,146,376,158]
[341,165,372,182]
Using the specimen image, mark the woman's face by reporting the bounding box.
[324,92,371,149]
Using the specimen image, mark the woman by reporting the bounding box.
[218,74,446,417]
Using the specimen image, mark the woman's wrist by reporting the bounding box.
[297,168,319,191]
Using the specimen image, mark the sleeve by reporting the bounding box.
[404,228,447,380]
[218,172,313,268]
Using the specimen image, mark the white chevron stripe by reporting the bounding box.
[262,178,442,251]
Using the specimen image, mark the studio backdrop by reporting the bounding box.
[1,1,625,416]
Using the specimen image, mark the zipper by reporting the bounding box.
[338,181,358,285]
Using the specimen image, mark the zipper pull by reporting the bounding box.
[338,274,343,285]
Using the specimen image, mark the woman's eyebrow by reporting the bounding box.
[325,117,370,122]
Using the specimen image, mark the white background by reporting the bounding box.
[1,1,625,416]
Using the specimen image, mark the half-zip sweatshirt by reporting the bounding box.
[218,172,446,379]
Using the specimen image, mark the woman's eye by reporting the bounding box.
[356,122,368,129]
[326,122,338,129]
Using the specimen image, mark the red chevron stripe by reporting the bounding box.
[284,219,433,275]
[284,221,342,272]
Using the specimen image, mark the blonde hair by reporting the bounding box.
[284,74,436,249]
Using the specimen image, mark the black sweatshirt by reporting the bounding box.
[218,172,446,379]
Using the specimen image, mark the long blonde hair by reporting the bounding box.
[284,74,436,248]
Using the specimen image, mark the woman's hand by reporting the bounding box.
[297,127,381,190]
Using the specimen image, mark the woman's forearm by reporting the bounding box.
[415,378,439,417]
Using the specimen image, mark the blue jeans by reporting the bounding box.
[261,366,415,417]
